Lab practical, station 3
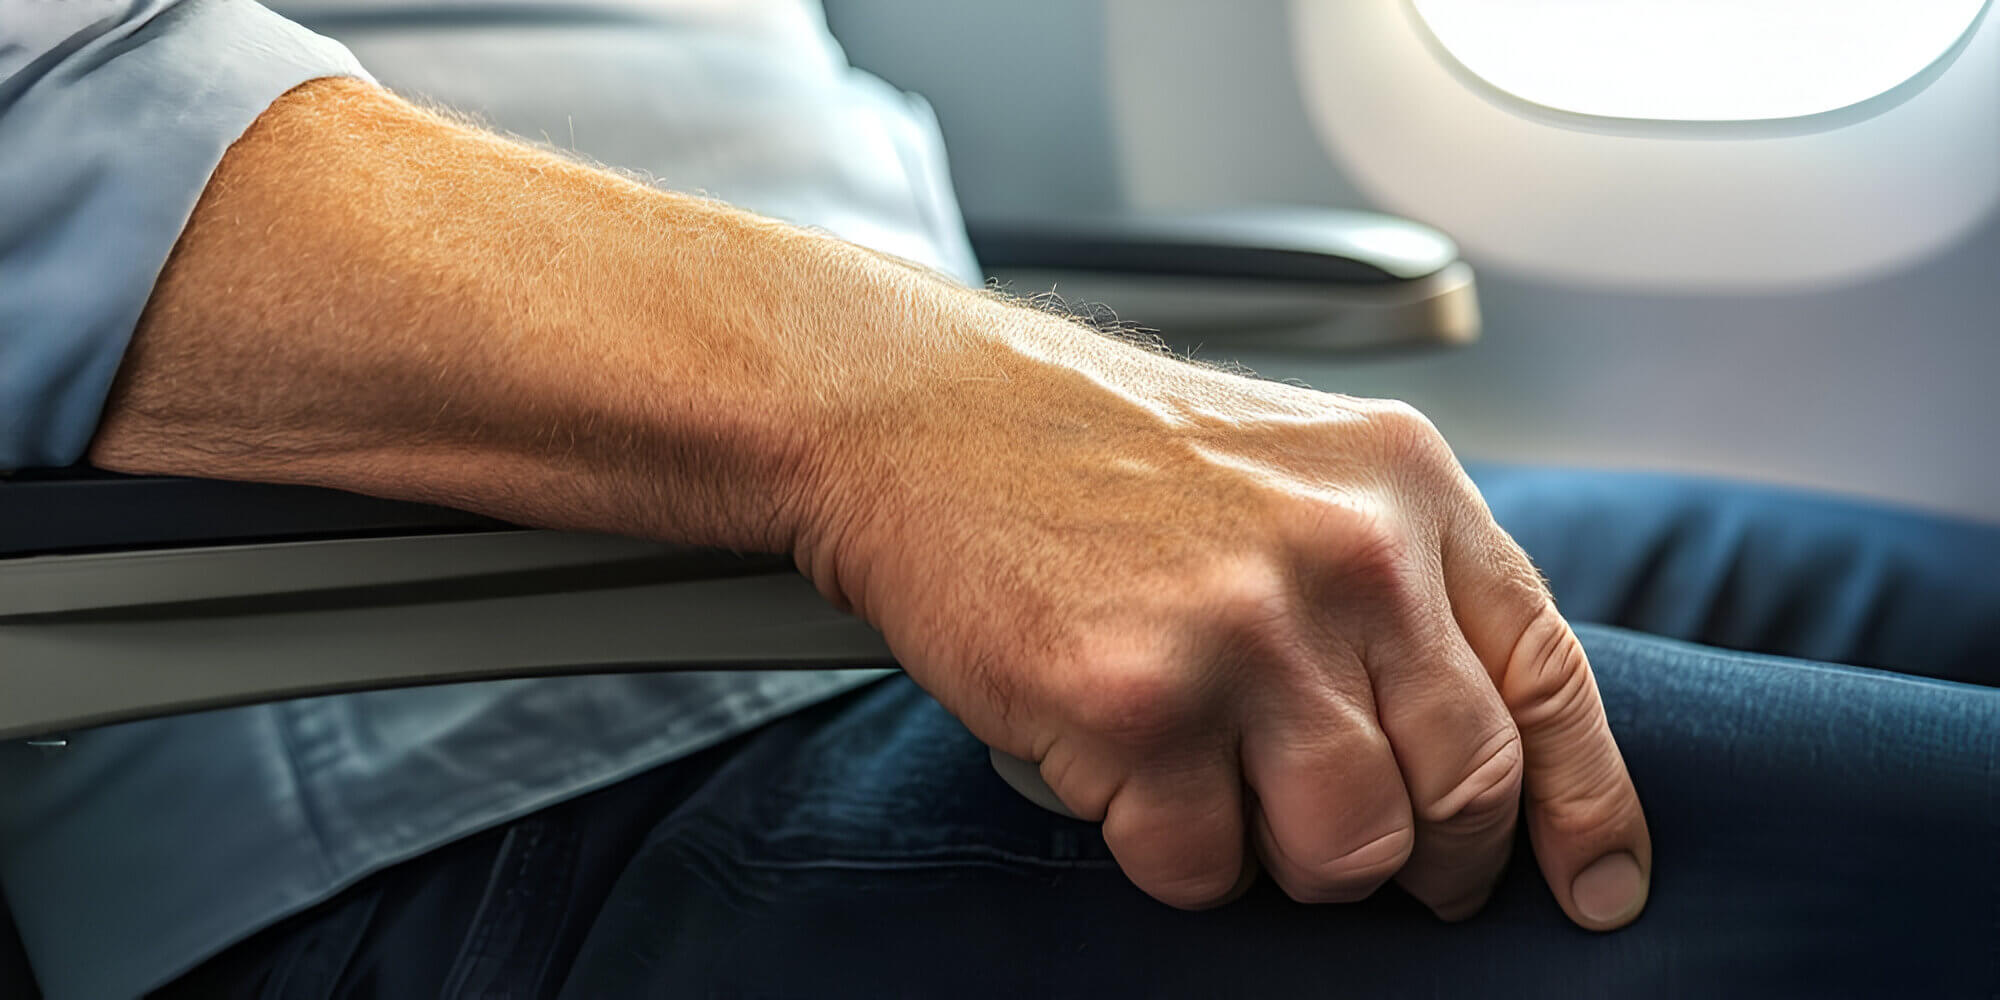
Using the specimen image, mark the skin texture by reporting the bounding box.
[93,78,1652,930]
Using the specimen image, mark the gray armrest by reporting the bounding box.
[965,207,1480,354]
[0,531,891,740]
[0,527,1084,819]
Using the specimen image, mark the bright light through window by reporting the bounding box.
[1408,0,1990,122]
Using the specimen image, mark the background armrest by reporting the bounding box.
[965,206,1480,354]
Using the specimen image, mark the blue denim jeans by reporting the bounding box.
[157,468,2000,999]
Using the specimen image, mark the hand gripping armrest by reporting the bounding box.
[2,206,1468,788]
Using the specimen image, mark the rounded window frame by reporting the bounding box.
[1406,0,1992,126]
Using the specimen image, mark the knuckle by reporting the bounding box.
[1060,645,1200,747]
[1289,824,1416,903]
[1106,790,1248,909]
[1365,399,1451,467]
[1198,556,1297,638]
[1366,398,1438,439]
[1534,759,1643,844]
[1417,727,1525,827]
[1499,605,1595,726]
[1309,499,1418,595]
[1347,508,1412,577]
[1359,400,1473,520]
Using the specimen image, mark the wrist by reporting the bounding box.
[784,289,1187,619]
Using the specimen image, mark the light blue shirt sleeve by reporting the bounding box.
[0,0,371,471]
[0,5,970,998]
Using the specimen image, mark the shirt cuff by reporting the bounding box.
[0,0,373,471]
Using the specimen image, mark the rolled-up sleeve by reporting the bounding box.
[0,0,370,470]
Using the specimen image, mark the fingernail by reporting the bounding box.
[1570,852,1646,927]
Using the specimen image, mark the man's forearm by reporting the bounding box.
[90,77,1002,553]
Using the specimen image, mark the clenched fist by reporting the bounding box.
[796,313,1652,930]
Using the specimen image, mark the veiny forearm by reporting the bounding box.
[89,77,1018,552]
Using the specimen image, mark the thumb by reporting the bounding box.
[1445,523,1652,931]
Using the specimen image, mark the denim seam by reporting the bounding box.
[439,824,534,999]
[258,887,381,1000]
[516,825,580,998]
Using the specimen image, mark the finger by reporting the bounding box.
[1364,573,1524,921]
[1243,687,1415,905]
[1444,517,1652,931]
[1100,761,1249,910]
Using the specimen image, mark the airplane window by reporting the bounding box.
[1284,0,2000,288]
[1408,0,1990,122]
